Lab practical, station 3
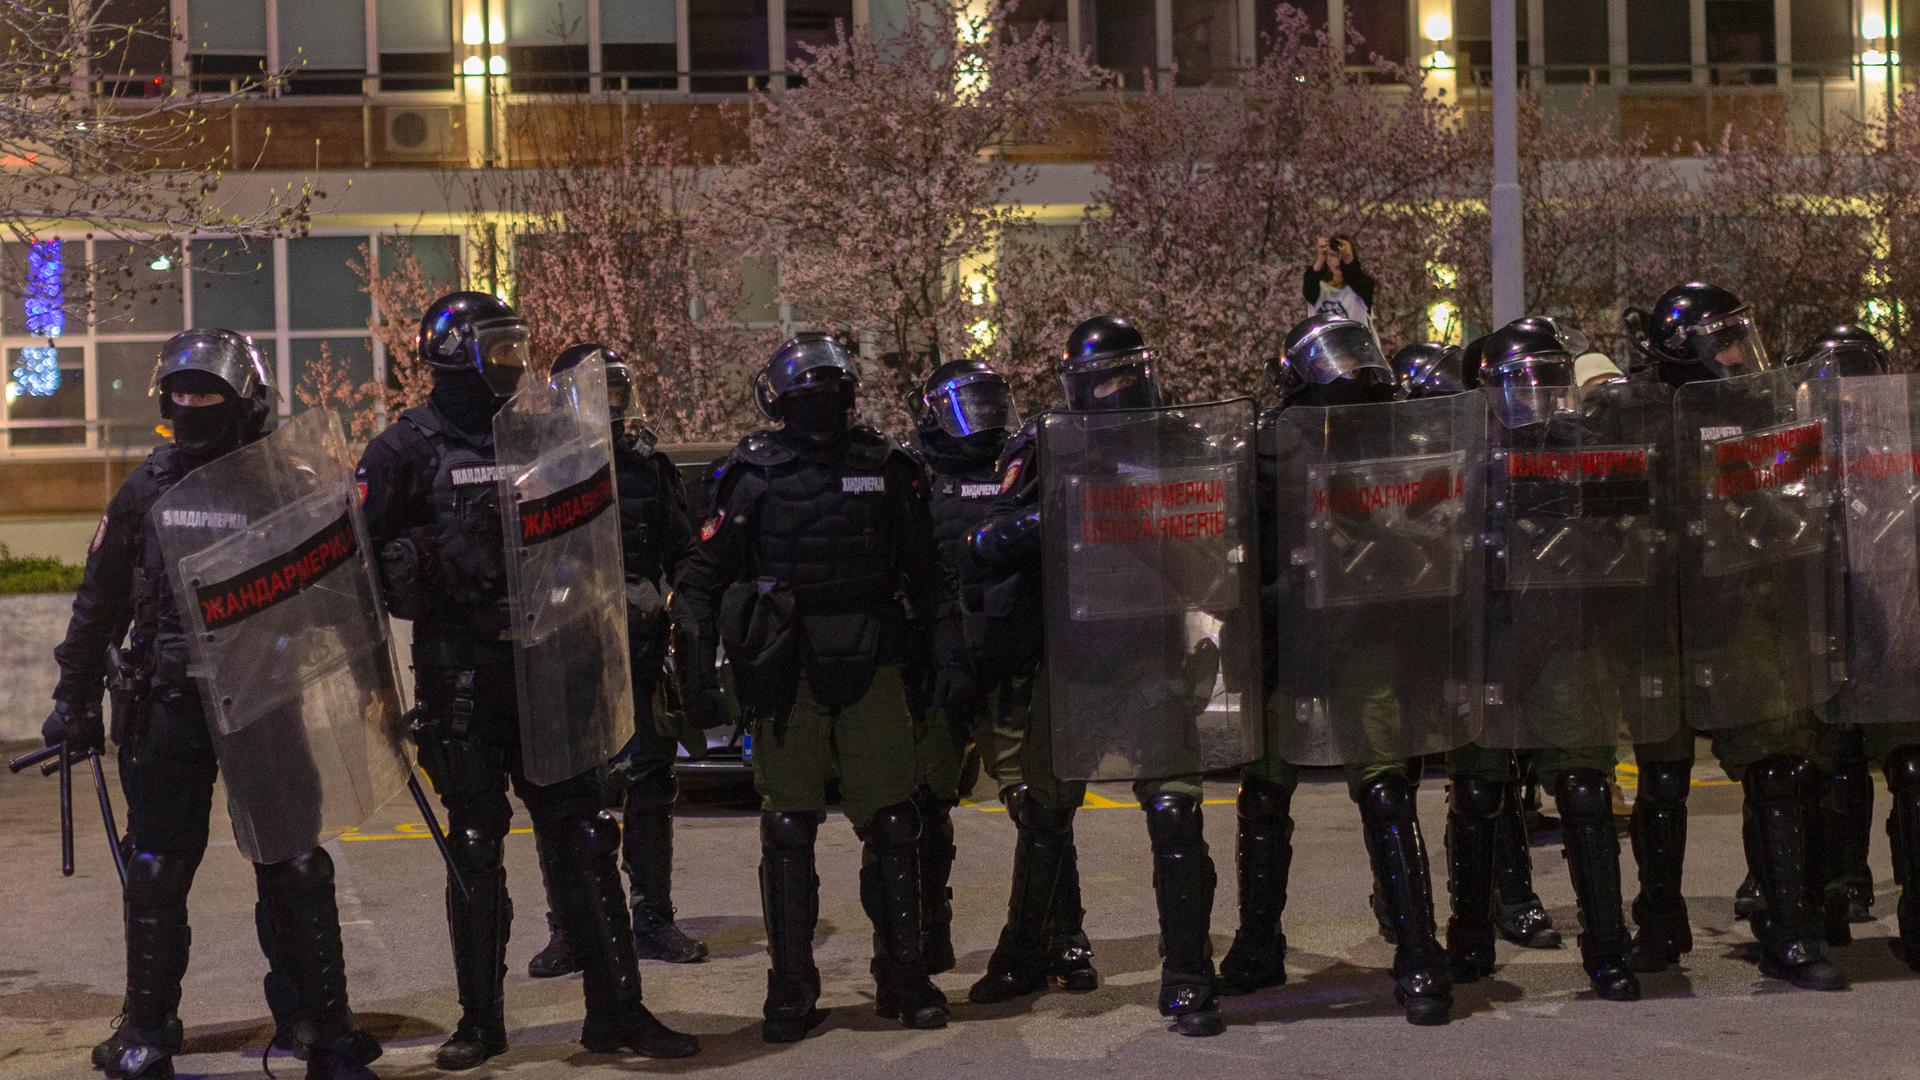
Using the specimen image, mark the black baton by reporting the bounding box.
[90,752,127,887]
[408,772,469,903]
[8,743,63,774]
[58,742,74,877]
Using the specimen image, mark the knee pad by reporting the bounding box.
[1007,786,1075,836]
[1237,775,1292,825]
[1448,775,1504,820]
[864,800,921,850]
[1636,760,1692,807]
[256,848,336,897]
[125,847,198,901]
[760,810,821,853]
[1553,768,1613,824]
[625,766,678,815]
[1144,792,1204,849]
[1358,774,1417,825]
[1746,754,1810,804]
[561,809,622,859]
[1885,745,1920,793]
[913,785,955,821]
[450,823,505,874]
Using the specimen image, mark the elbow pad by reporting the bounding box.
[969,506,1042,572]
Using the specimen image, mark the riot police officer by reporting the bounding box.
[46,330,382,1079]
[357,295,699,1068]
[1390,341,1470,399]
[672,333,969,1041]
[970,316,1227,1037]
[1623,281,1845,990]
[903,359,1023,977]
[526,344,708,977]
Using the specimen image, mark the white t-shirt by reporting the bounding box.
[1308,281,1373,333]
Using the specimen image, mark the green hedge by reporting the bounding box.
[0,544,84,595]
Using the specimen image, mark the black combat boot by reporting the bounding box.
[1047,828,1098,992]
[541,812,699,1059]
[760,812,828,1043]
[1628,760,1693,973]
[1218,775,1293,995]
[1887,746,1920,972]
[862,801,949,1030]
[1493,778,1561,948]
[1444,776,1502,983]
[1358,775,1453,1026]
[102,849,198,1080]
[624,800,709,964]
[1820,752,1876,944]
[1144,792,1224,1037]
[915,788,959,975]
[434,826,510,1071]
[527,835,582,977]
[255,850,385,1079]
[970,787,1079,1003]
[1743,756,1846,991]
[1554,770,1640,1001]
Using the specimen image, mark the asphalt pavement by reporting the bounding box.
[1,752,1915,1079]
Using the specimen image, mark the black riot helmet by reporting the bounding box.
[754,332,860,421]
[1479,317,1580,429]
[1791,324,1892,378]
[553,341,654,453]
[151,328,276,444]
[1270,314,1395,407]
[1057,315,1159,411]
[1391,342,1469,398]
[419,291,530,398]
[1622,281,1771,383]
[912,358,1017,439]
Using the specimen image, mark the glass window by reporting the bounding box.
[508,0,590,91]
[291,337,375,414]
[1257,0,1327,62]
[1083,0,1157,88]
[787,0,852,66]
[738,257,779,324]
[189,240,275,332]
[288,237,372,331]
[379,0,456,91]
[603,0,678,89]
[281,0,367,94]
[93,0,173,97]
[1706,0,1776,84]
[690,0,769,92]
[93,241,184,336]
[1456,0,1530,83]
[1540,0,1602,83]
[6,346,86,447]
[1008,0,1069,44]
[1628,0,1692,82]
[1792,0,1852,78]
[867,0,913,41]
[380,235,463,293]
[97,340,167,430]
[1173,0,1242,86]
[186,0,269,92]
[1346,0,1410,68]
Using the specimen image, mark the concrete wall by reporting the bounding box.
[0,594,71,742]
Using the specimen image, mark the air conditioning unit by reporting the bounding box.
[381,107,453,158]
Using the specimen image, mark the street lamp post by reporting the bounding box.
[1491,0,1523,325]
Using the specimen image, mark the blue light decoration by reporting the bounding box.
[15,240,65,396]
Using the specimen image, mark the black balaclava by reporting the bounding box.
[432,367,510,435]
[165,369,245,459]
[780,380,856,449]
[1292,376,1397,410]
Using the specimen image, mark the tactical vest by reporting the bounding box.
[727,427,906,616]
[129,445,202,683]
[614,443,673,584]
[398,402,511,645]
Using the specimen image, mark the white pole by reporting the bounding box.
[1491,0,1523,325]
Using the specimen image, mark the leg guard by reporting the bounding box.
[1629,760,1692,972]
[759,811,826,1042]
[1357,775,1452,1026]
[1883,745,1920,972]
[104,848,200,1079]
[254,849,381,1066]
[1444,775,1502,983]
[624,773,708,964]
[1743,755,1845,990]
[526,830,581,978]
[862,801,948,1030]
[1821,749,1876,941]
[969,786,1079,1004]
[1554,769,1638,1001]
[913,787,959,975]
[1218,775,1293,995]
[1493,777,1560,948]
[435,823,510,1071]
[1144,793,1223,1036]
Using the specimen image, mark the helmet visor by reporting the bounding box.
[1804,343,1888,379]
[768,336,860,398]
[1486,353,1576,428]
[1061,358,1159,412]
[1292,323,1391,386]
[605,362,637,416]
[475,319,529,397]
[1689,312,1771,378]
[929,372,1016,438]
[1408,349,1467,397]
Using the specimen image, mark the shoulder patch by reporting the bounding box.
[89,515,108,554]
[999,457,1024,494]
[699,509,726,542]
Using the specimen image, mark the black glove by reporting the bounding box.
[686,686,728,732]
[932,664,978,713]
[434,531,505,608]
[43,701,104,754]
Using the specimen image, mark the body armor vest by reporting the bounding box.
[399,402,510,645]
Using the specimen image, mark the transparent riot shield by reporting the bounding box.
[1821,373,1920,724]
[1039,399,1261,782]
[1480,382,1681,750]
[1673,363,1836,730]
[150,409,410,864]
[494,356,634,785]
[1270,392,1486,766]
